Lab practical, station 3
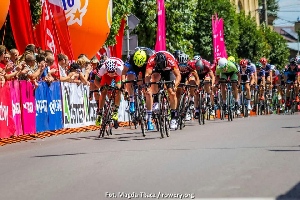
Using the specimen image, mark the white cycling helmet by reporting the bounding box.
[275,70,280,76]
[105,59,117,72]
[270,65,276,71]
[193,55,201,60]
[218,58,228,67]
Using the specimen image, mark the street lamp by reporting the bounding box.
[295,20,300,56]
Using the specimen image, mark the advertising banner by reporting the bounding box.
[48,81,63,130]
[212,14,227,60]
[9,81,23,136]
[20,81,36,134]
[35,81,49,133]
[0,82,16,138]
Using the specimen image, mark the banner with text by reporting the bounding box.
[20,81,36,134]
[48,81,63,130]
[0,82,16,138]
[9,81,23,136]
[35,81,49,133]
[212,14,227,60]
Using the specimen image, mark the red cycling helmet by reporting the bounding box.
[239,59,247,67]
[259,57,267,64]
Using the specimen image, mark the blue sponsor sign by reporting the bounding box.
[35,81,49,132]
[48,81,63,131]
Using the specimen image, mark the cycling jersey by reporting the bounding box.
[216,61,238,76]
[240,66,253,82]
[284,64,299,83]
[146,51,179,71]
[261,63,271,77]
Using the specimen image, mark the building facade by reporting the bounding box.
[232,0,260,25]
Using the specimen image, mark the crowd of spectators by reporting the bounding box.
[0,44,107,104]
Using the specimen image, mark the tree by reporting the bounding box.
[262,26,289,69]
[258,0,279,23]
[105,0,134,46]
[131,0,157,49]
[236,12,270,62]
[193,0,239,61]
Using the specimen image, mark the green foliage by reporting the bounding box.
[236,12,270,62]
[29,0,42,26]
[258,0,279,17]
[105,0,134,46]
[131,0,157,48]
[164,0,197,57]
[193,0,239,61]
[262,26,289,69]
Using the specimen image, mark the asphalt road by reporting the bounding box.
[0,114,300,200]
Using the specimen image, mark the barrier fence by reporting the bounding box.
[0,81,130,140]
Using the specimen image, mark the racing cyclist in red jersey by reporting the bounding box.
[145,51,181,130]
[189,58,216,117]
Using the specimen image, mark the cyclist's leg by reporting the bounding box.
[126,71,137,113]
[164,71,177,129]
[176,74,186,109]
[188,73,196,109]
[96,75,110,125]
[112,76,122,122]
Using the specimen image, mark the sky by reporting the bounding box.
[273,0,300,26]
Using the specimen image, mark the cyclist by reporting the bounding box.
[259,57,273,100]
[122,47,155,117]
[256,62,266,102]
[216,57,240,114]
[239,59,255,111]
[284,58,299,106]
[145,51,181,129]
[189,58,215,118]
[175,53,199,120]
[95,57,124,127]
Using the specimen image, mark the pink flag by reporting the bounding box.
[155,0,166,51]
[212,14,227,60]
[9,81,23,136]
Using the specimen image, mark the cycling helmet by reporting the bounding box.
[133,50,147,67]
[246,59,251,65]
[259,57,267,64]
[178,53,189,64]
[227,56,235,63]
[155,52,167,70]
[173,50,182,60]
[270,65,276,71]
[274,70,280,76]
[218,58,228,68]
[296,56,300,64]
[290,57,297,65]
[239,59,247,67]
[255,62,262,69]
[195,60,204,72]
[105,59,117,72]
[193,55,201,60]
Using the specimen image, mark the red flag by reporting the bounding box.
[112,19,126,59]
[9,0,36,53]
[48,0,74,60]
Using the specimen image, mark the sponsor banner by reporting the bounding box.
[212,14,227,60]
[62,82,86,128]
[20,81,36,134]
[35,81,49,133]
[83,85,98,126]
[48,81,63,130]
[9,81,23,136]
[0,82,16,138]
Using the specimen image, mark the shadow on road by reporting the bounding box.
[276,181,300,200]
[33,153,87,158]
[268,150,300,152]
[281,126,300,129]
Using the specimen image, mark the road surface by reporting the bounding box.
[0,114,299,200]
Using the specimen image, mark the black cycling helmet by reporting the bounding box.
[173,50,182,60]
[246,59,251,65]
[155,52,167,70]
[290,57,297,65]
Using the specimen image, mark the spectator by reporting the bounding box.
[18,54,45,86]
[9,48,19,64]
[57,53,74,82]
[89,56,100,101]
[76,57,92,84]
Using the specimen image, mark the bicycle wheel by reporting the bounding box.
[198,90,204,125]
[164,96,171,137]
[99,100,113,137]
[178,93,188,130]
[227,90,233,121]
[137,96,146,136]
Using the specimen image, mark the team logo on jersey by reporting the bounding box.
[64,0,89,26]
